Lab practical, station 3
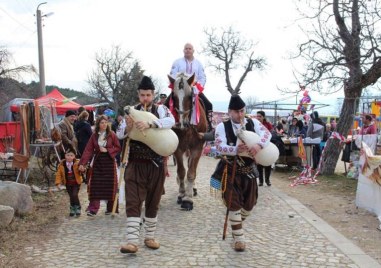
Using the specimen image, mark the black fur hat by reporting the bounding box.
[138,76,155,90]
[228,94,246,110]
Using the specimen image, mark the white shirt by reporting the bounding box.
[170,57,206,87]
[97,131,107,147]
[215,118,271,156]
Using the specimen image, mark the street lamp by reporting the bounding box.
[36,2,53,96]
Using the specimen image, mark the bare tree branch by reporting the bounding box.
[87,45,144,113]
[202,25,266,95]
[290,0,381,175]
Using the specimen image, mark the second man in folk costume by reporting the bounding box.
[213,94,272,251]
[120,76,175,254]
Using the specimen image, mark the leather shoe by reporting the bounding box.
[144,239,160,249]
[258,182,263,186]
[234,241,246,252]
[266,181,271,186]
[120,244,138,254]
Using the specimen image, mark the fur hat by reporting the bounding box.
[65,110,76,117]
[228,94,246,110]
[138,76,155,90]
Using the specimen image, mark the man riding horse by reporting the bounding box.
[170,43,213,131]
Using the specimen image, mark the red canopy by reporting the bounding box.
[10,88,94,115]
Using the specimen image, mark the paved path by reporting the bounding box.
[26,156,380,268]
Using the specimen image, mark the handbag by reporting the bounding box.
[12,153,29,169]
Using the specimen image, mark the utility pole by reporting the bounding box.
[37,2,47,96]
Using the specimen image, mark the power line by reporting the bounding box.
[0,6,34,32]
[15,0,34,14]
[7,30,37,53]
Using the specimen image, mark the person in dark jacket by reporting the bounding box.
[58,110,78,158]
[295,120,307,138]
[256,111,273,186]
[74,111,93,157]
[307,111,325,169]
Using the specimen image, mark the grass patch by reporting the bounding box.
[315,174,358,195]
[274,168,358,196]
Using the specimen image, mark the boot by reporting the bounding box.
[74,205,81,216]
[265,166,272,186]
[69,206,75,217]
[120,244,138,254]
[207,110,214,132]
[144,217,160,249]
[258,165,264,186]
[120,217,141,254]
[234,241,246,252]
[144,239,160,249]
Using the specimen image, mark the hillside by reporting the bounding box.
[0,78,98,108]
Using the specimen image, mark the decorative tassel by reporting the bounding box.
[210,163,228,201]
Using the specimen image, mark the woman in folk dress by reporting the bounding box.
[79,115,121,216]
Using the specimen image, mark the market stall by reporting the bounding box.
[1,89,95,183]
[275,137,321,168]
[355,140,381,229]
[9,88,94,116]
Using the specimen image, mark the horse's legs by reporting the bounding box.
[181,146,203,211]
[174,150,186,204]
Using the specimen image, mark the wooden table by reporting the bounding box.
[277,138,320,167]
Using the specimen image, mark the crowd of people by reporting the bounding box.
[52,41,379,255]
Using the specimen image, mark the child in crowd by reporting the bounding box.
[55,148,83,217]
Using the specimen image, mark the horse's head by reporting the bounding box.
[168,72,195,98]
[167,72,196,127]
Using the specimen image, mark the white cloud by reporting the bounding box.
[0,0,343,114]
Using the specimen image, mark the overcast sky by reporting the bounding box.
[0,0,343,113]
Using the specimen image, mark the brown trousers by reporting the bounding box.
[222,174,258,212]
[124,161,165,218]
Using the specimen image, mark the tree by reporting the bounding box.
[0,47,35,79]
[290,0,381,175]
[202,26,266,95]
[245,96,259,114]
[0,46,38,107]
[87,45,144,114]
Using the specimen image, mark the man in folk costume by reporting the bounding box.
[58,110,78,157]
[170,43,213,131]
[120,76,175,254]
[213,94,271,251]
